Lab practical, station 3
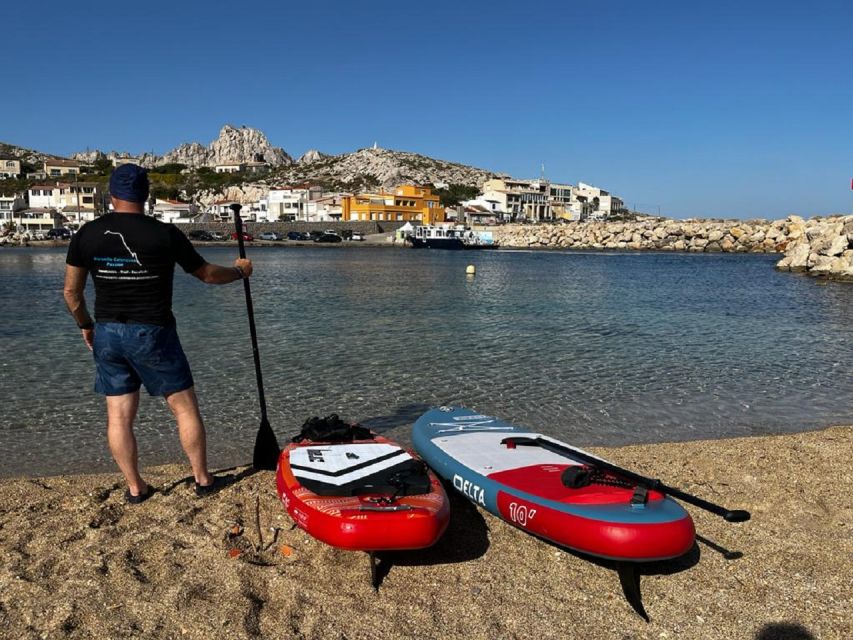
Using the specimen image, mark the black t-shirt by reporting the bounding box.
[66,213,206,326]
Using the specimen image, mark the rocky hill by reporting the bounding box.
[7,125,499,194]
[0,142,67,166]
[274,145,497,190]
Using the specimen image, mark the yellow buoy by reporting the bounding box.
[466,265,476,275]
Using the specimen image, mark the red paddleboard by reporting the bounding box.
[276,433,449,552]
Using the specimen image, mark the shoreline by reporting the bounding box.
[1,425,850,639]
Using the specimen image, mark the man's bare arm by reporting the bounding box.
[192,258,253,284]
[64,265,92,326]
[64,265,95,350]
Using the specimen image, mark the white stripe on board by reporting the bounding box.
[291,452,413,486]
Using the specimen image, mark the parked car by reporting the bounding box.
[314,232,342,243]
[230,231,254,241]
[287,231,309,241]
[46,228,72,240]
[208,231,226,241]
[258,231,283,241]
[188,229,214,241]
[349,232,365,241]
[308,230,325,241]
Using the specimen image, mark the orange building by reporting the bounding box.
[341,185,445,224]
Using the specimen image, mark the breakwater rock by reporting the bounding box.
[493,219,792,253]
[775,215,853,280]
[491,216,853,280]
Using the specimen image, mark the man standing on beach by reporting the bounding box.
[63,163,252,503]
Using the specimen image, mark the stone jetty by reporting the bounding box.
[491,215,853,281]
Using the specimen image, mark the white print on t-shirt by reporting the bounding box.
[103,231,142,266]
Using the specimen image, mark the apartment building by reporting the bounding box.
[341,185,444,224]
[481,178,551,221]
[27,182,98,210]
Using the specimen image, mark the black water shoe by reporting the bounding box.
[125,485,153,505]
[195,475,234,497]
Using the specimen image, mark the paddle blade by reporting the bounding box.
[253,417,280,471]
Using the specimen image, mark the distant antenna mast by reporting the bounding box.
[540,163,546,181]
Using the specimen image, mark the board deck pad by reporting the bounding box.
[289,442,426,497]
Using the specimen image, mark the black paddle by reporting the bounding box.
[501,436,750,523]
[231,204,280,470]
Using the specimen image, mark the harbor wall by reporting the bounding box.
[490,215,853,280]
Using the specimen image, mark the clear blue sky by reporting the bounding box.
[2,0,852,219]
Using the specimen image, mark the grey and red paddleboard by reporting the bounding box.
[412,406,695,561]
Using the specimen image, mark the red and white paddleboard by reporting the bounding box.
[276,433,449,552]
[413,407,696,562]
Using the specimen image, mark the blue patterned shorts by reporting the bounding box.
[92,322,194,396]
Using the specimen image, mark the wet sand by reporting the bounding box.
[0,426,850,639]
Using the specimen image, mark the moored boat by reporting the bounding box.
[407,224,495,250]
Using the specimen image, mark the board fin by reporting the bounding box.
[617,563,649,622]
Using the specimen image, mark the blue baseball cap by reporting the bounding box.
[109,163,150,202]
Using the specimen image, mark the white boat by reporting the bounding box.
[407,224,495,250]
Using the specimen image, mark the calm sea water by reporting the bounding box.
[1,246,851,477]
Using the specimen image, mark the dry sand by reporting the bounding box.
[1,426,850,640]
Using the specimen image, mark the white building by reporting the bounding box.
[208,200,241,222]
[27,182,99,213]
[14,209,61,232]
[572,182,624,220]
[151,199,197,224]
[480,178,551,221]
[304,194,344,222]
[215,163,245,174]
[267,186,324,221]
[1,159,22,178]
[0,194,25,221]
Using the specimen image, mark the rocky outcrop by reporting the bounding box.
[162,125,292,168]
[72,150,159,168]
[194,183,270,208]
[72,125,293,170]
[775,215,853,280]
[297,149,327,164]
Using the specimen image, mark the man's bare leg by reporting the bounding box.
[106,391,148,495]
[165,387,213,486]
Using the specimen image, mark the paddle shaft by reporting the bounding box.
[503,436,750,523]
[232,206,269,422]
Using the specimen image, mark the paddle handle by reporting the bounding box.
[231,204,268,421]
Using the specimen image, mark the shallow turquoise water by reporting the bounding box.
[1,246,851,476]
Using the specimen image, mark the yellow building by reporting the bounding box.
[341,185,444,224]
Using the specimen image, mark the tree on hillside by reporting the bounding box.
[432,184,479,207]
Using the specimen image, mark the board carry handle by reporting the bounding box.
[501,436,751,523]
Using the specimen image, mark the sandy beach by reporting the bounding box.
[1,426,850,640]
